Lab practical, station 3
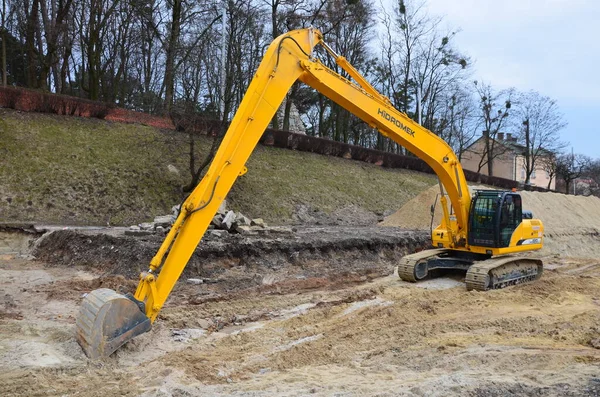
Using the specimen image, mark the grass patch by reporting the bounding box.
[0,109,436,225]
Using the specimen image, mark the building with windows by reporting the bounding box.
[460,132,555,190]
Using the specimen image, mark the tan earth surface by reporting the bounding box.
[1,188,599,396]
[1,236,599,396]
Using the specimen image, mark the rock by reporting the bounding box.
[591,338,600,349]
[257,228,270,236]
[234,212,251,226]
[171,205,181,216]
[125,229,154,236]
[209,230,227,238]
[235,225,257,235]
[268,226,294,235]
[187,278,204,285]
[251,218,266,228]
[222,211,236,230]
[156,226,165,234]
[217,200,227,215]
[167,164,180,175]
[154,215,175,227]
[139,222,154,230]
[129,225,141,231]
[197,318,212,329]
[212,214,223,228]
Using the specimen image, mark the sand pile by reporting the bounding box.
[379,184,447,230]
[380,184,600,258]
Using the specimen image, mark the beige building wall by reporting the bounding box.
[460,139,555,190]
[460,139,515,180]
[515,156,555,190]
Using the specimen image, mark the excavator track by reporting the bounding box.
[398,250,543,292]
[397,248,450,282]
[465,257,543,291]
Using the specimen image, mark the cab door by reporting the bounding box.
[498,193,523,247]
[468,192,499,247]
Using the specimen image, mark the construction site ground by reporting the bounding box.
[2,109,600,395]
[1,224,599,396]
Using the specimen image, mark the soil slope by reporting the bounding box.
[0,108,435,226]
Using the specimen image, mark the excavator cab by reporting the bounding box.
[468,190,523,248]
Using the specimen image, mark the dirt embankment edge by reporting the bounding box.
[33,227,431,288]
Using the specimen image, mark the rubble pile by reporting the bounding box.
[125,200,285,237]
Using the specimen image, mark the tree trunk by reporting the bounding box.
[282,83,298,131]
[60,42,71,93]
[565,180,571,195]
[25,0,40,88]
[524,119,531,184]
[164,0,182,113]
[86,0,101,100]
[317,96,325,137]
[1,29,6,86]
[87,45,99,99]
[1,0,6,86]
[485,134,494,176]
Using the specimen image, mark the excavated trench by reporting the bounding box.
[30,226,430,295]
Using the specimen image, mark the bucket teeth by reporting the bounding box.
[76,288,151,359]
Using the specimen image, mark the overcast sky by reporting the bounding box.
[416,0,600,158]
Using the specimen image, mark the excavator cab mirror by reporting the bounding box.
[430,204,435,216]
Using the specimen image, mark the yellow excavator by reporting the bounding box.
[76,28,544,359]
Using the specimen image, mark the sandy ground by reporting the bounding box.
[1,236,599,396]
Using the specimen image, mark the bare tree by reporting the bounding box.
[36,0,74,91]
[582,159,600,197]
[180,0,265,193]
[539,151,559,190]
[556,152,590,194]
[439,83,479,161]
[374,0,469,155]
[514,90,567,185]
[472,81,513,175]
[304,0,375,144]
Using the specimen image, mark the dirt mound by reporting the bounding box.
[379,184,445,230]
[380,184,600,258]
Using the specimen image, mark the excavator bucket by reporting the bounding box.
[76,288,151,359]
